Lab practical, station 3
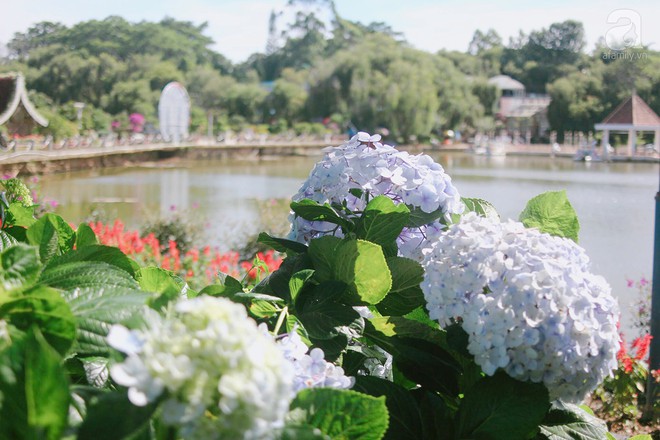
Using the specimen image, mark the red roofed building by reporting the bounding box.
[595,94,660,159]
[0,72,49,137]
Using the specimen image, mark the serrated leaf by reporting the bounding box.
[26,213,75,262]
[368,316,446,347]
[258,232,308,254]
[0,229,19,252]
[539,401,609,440]
[25,327,70,440]
[288,388,389,440]
[353,376,423,440]
[291,199,353,231]
[81,357,110,388]
[39,261,139,291]
[63,286,149,356]
[297,281,359,340]
[456,372,550,440]
[519,190,580,242]
[290,269,315,302]
[8,202,36,227]
[355,196,409,247]
[137,266,185,309]
[406,205,445,228]
[0,243,40,292]
[43,244,137,278]
[376,257,425,316]
[332,240,391,305]
[307,236,343,283]
[75,223,98,248]
[462,197,499,219]
[0,286,76,355]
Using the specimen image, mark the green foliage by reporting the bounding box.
[519,190,580,242]
[0,171,618,437]
[288,388,389,440]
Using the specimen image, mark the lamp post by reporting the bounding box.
[643,160,660,421]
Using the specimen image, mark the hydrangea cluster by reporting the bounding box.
[265,326,354,392]
[2,178,33,206]
[421,213,620,402]
[108,296,293,440]
[288,132,463,260]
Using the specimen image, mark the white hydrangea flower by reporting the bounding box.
[421,213,620,402]
[108,296,293,440]
[288,132,463,260]
[260,324,354,393]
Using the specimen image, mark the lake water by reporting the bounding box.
[41,152,659,335]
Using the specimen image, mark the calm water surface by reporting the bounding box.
[41,152,658,335]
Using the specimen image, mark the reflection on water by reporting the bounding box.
[41,153,658,334]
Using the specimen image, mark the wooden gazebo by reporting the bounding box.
[0,72,49,137]
[595,94,660,160]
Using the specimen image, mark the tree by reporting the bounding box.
[468,29,502,55]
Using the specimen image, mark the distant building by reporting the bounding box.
[0,72,48,136]
[488,74,550,143]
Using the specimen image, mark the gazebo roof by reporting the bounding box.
[598,94,660,129]
[488,74,525,91]
[0,72,48,127]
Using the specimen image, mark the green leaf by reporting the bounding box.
[390,337,461,396]
[39,260,139,291]
[137,266,186,309]
[333,240,391,305]
[353,376,423,440]
[628,436,653,440]
[406,205,445,228]
[64,286,149,356]
[288,388,389,440]
[0,243,41,292]
[0,326,70,440]
[0,229,19,252]
[308,236,343,283]
[355,196,409,247]
[376,257,425,316]
[279,424,329,439]
[368,316,445,347]
[258,232,308,254]
[290,269,315,303]
[25,327,70,440]
[75,223,98,248]
[8,202,36,227]
[519,190,580,242]
[26,213,75,262]
[539,401,609,440]
[461,197,499,219]
[297,281,360,340]
[456,372,550,440]
[291,199,353,231]
[43,244,137,278]
[0,286,76,355]
[77,389,159,440]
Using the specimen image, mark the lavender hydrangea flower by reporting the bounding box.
[108,296,293,440]
[262,325,354,393]
[288,132,463,260]
[421,213,620,402]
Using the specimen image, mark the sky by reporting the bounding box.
[0,0,658,63]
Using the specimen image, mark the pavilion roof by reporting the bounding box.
[601,94,660,127]
[0,72,48,127]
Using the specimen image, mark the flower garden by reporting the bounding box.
[0,132,657,439]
